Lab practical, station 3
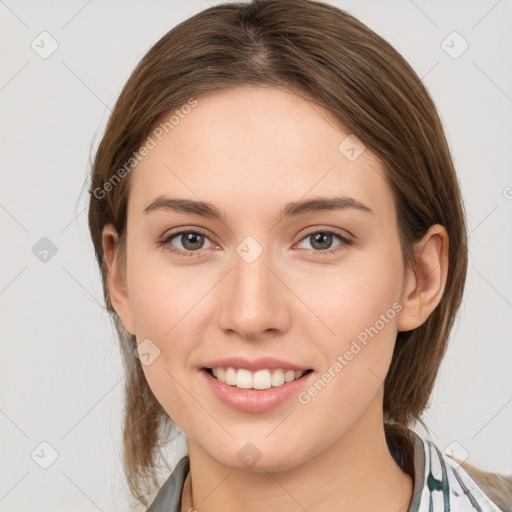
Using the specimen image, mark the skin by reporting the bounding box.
[102,86,449,512]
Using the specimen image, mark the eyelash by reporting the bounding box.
[157,228,353,258]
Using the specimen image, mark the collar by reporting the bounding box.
[405,429,502,511]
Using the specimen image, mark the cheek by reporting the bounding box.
[303,245,404,394]
[137,357,198,434]
[127,244,207,338]
[125,247,202,413]
[303,246,403,345]
[129,267,201,430]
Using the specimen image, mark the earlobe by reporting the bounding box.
[397,224,449,332]
[102,224,136,335]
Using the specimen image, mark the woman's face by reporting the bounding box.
[113,86,411,471]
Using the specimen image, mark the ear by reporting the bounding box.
[397,224,449,332]
[102,224,135,335]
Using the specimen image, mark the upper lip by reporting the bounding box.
[202,356,312,372]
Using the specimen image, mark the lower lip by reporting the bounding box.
[200,369,314,413]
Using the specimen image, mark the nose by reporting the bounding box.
[217,242,291,341]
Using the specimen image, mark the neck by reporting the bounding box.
[181,399,413,512]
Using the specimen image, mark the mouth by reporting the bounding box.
[202,367,314,390]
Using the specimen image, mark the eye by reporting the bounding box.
[158,229,215,257]
[295,229,352,255]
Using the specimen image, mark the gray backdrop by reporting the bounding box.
[1,0,511,510]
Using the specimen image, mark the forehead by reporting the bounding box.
[128,86,394,223]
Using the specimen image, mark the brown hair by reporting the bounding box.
[88,0,469,505]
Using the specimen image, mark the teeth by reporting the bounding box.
[237,369,253,389]
[225,367,237,386]
[253,369,271,389]
[209,367,306,389]
[271,369,285,387]
[285,370,296,382]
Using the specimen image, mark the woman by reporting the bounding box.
[87,0,512,510]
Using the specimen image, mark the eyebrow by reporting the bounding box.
[143,195,374,219]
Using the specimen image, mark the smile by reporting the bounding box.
[205,367,314,390]
[201,367,315,413]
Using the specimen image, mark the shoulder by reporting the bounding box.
[412,431,510,511]
[457,459,512,512]
[386,423,510,511]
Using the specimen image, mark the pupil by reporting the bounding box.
[183,233,203,250]
[312,232,332,250]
